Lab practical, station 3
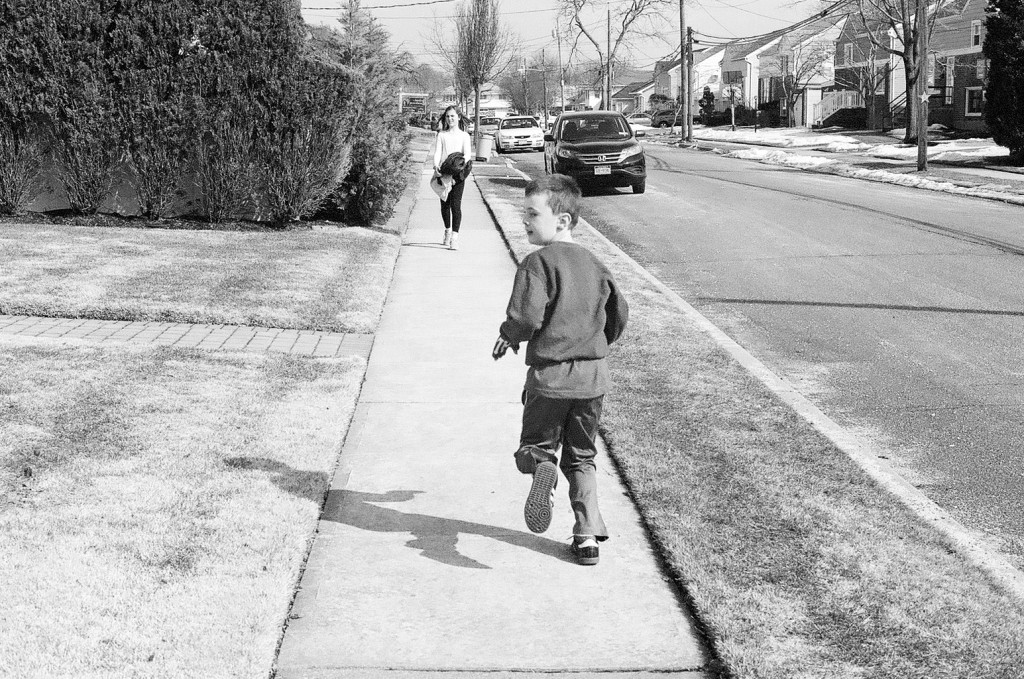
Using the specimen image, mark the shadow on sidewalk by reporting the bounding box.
[322,489,576,570]
[225,456,328,503]
[225,457,574,569]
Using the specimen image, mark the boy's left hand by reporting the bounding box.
[492,336,518,360]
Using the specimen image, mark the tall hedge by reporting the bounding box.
[0,0,405,224]
[984,0,1024,161]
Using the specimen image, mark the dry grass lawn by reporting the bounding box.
[475,172,1024,678]
[0,337,364,677]
[0,224,399,333]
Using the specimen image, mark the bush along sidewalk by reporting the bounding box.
[473,172,1024,679]
[0,0,409,228]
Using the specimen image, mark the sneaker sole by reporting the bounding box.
[524,461,557,533]
[575,551,599,566]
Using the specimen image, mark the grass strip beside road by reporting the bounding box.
[0,225,399,333]
[0,338,364,677]
[474,170,1024,678]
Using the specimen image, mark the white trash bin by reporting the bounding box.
[475,136,493,161]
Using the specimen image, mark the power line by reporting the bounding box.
[302,0,458,9]
[692,0,854,43]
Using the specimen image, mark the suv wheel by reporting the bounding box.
[657,120,670,128]
[632,180,646,194]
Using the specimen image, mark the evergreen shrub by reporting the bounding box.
[985,0,1024,161]
[0,2,48,214]
[255,60,354,226]
[0,125,46,216]
[308,11,411,225]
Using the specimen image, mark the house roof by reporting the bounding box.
[612,81,654,99]
[721,32,785,66]
[693,44,727,66]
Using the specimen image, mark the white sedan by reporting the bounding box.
[494,116,545,153]
[624,111,653,127]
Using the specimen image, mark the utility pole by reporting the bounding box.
[554,21,565,112]
[915,0,929,171]
[678,0,689,136]
[686,26,694,141]
[521,57,529,116]
[605,9,611,110]
[541,49,549,126]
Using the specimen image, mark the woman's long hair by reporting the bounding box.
[440,105,465,132]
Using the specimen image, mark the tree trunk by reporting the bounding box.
[903,57,917,144]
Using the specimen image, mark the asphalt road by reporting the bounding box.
[502,142,1024,566]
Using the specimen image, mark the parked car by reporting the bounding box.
[650,108,682,128]
[543,111,646,194]
[478,116,501,135]
[624,111,652,127]
[494,115,545,152]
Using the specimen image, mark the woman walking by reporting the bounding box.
[432,106,473,250]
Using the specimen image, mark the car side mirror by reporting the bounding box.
[635,131,646,138]
[544,134,554,142]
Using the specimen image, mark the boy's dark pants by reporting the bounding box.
[515,391,609,540]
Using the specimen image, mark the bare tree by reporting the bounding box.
[853,0,965,143]
[558,0,673,109]
[429,0,514,150]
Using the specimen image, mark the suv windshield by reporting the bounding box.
[501,118,538,129]
[559,116,628,142]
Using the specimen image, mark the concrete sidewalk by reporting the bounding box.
[273,152,709,677]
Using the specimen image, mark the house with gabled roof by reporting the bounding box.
[691,44,729,110]
[757,14,848,126]
[826,0,988,132]
[926,0,989,133]
[719,32,785,108]
[651,44,727,111]
[611,80,656,113]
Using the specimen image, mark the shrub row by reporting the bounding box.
[0,0,410,226]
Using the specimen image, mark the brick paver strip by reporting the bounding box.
[0,314,373,359]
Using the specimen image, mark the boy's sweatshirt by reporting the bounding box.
[500,241,628,398]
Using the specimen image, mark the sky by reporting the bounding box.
[300,0,824,72]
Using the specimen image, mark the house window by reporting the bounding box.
[945,57,955,104]
[965,86,984,116]
[976,58,988,79]
[971,20,981,47]
[844,43,853,64]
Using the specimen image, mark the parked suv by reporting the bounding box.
[543,111,646,194]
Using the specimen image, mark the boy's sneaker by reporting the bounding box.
[524,461,557,533]
[572,536,599,566]
[450,232,460,250]
[442,228,452,247]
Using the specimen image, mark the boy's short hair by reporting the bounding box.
[525,174,582,228]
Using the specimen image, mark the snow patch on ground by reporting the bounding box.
[698,127,862,148]
[725,148,838,169]
[693,126,1022,205]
